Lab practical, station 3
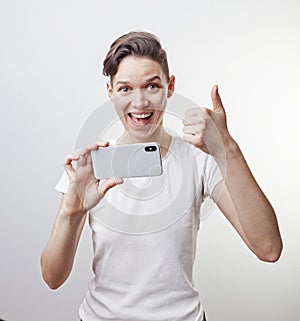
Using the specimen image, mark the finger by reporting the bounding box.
[184,107,202,118]
[85,141,110,166]
[96,140,110,147]
[63,154,79,174]
[77,154,88,167]
[86,151,93,165]
[211,85,225,114]
[74,143,108,169]
[74,147,89,158]
[184,107,211,121]
[182,133,202,146]
[182,115,197,126]
[98,177,124,195]
[182,115,206,126]
[183,124,204,135]
[74,144,102,158]
[63,154,80,165]
[85,147,98,167]
[183,125,197,135]
[183,133,208,152]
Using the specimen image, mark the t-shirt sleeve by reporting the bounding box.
[55,171,70,194]
[203,155,223,199]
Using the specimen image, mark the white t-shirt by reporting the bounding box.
[55,136,223,321]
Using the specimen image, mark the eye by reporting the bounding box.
[119,86,131,95]
[147,83,159,91]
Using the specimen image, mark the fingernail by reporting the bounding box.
[116,178,124,184]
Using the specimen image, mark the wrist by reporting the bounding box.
[214,135,240,165]
[59,205,87,223]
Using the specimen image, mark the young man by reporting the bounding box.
[41,31,282,321]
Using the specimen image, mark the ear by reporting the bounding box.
[106,81,113,99]
[167,75,175,98]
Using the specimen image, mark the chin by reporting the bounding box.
[125,124,161,142]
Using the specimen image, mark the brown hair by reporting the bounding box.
[102,31,170,83]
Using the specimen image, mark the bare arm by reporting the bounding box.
[183,85,282,262]
[41,142,123,289]
[212,141,282,261]
[41,196,87,289]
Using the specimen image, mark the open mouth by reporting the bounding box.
[128,112,153,127]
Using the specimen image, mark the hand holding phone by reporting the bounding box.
[62,141,124,214]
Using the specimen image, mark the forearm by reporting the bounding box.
[41,208,87,289]
[41,142,121,289]
[215,138,282,261]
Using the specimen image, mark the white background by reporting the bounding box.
[1,0,300,320]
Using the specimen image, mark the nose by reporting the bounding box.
[130,89,149,109]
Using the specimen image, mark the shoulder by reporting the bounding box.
[170,136,219,180]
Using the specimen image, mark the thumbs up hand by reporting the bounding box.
[183,85,231,159]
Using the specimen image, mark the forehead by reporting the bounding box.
[113,56,165,83]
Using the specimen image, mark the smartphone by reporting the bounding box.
[91,142,162,179]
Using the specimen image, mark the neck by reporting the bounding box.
[116,126,172,158]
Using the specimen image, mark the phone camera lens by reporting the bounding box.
[145,146,157,152]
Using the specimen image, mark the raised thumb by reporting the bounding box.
[211,85,225,114]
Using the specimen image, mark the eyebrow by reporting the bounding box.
[115,75,162,86]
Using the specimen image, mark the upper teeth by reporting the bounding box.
[131,113,152,119]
